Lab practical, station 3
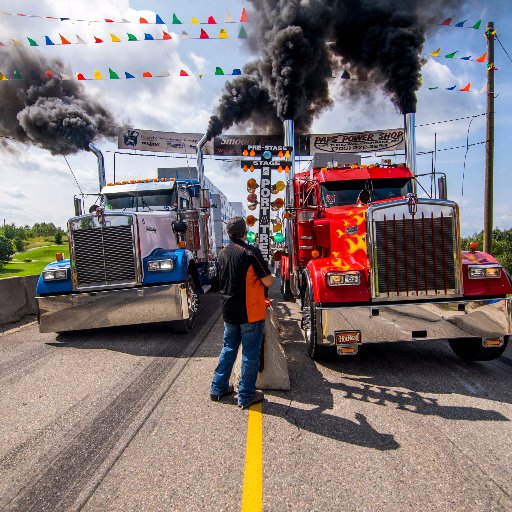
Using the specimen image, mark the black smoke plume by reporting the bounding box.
[207,0,467,138]
[0,49,118,155]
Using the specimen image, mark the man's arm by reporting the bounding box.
[261,274,275,288]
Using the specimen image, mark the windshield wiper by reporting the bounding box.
[140,195,153,211]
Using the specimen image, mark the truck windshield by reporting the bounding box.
[104,190,176,211]
[321,178,413,206]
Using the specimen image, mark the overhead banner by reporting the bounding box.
[309,128,405,154]
[118,128,213,154]
[119,128,405,155]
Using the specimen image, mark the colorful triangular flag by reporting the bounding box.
[428,87,439,90]
[60,34,71,44]
[0,42,5,47]
[440,18,452,26]
[191,17,200,25]
[127,33,138,41]
[0,72,7,81]
[45,36,55,45]
[200,29,209,39]
[476,52,487,63]
[13,70,21,79]
[445,51,457,59]
[144,33,154,40]
[139,17,148,24]
[11,39,22,46]
[208,16,217,24]
[109,68,119,79]
[125,72,135,79]
[60,73,71,80]
[429,48,440,57]
[111,34,121,42]
[455,20,467,28]
[225,10,233,23]
[105,19,114,23]
[240,8,248,22]
[180,70,189,76]
[156,14,164,24]
[238,26,247,39]
[461,56,472,61]
[172,14,182,24]
[460,82,471,92]
[94,36,103,43]
[341,70,351,79]
[162,31,172,40]
[480,84,487,93]
[94,70,103,80]
[157,71,170,77]
[471,20,482,30]
[121,18,131,24]
[215,67,225,75]
[232,68,242,75]
[446,85,457,90]
[76,73,86,80]
[27,37,38,46]
[181,31,190,40]
[219,29,228,39]
[143,71,153,78]
[76,35,87,44]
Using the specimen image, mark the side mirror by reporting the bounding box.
[438,176,448,200]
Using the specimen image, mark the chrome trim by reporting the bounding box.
[37,283,189,333]
[366,198,462,302]
[317,298,512,346]
[404,113,417,194]
[68,212,141,291]
[299,245,316,250]
[88,143,106,191]
[299,236,315,240]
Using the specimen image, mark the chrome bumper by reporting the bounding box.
[37,284,189,333]
[317,298,512,346]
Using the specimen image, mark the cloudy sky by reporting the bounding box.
[0,0,510,236]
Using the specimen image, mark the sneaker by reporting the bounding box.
[210,384,235,402]
[239,390,265,409]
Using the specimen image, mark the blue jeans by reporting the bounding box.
[211,320,265,407]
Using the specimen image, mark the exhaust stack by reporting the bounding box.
[283,119,298,296]
[88,143,106,191]
[404,113,417,194]
[195,134,211,261]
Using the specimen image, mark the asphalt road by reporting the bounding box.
[1,289,512,511]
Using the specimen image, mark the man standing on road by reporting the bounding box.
[210,217,274,409]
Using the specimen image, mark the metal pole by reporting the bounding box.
[484,22,495,254]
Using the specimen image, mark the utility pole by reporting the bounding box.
[483,22,495,254]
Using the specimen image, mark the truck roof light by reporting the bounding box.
[153,178,159,182]
[106,182,113,186]
[115,181,121,185]
[361,164,368,169]
[351,164,359,169]
[122,180,128,184]
[368,164,376,169]
[161,178,167,182]
[144,179,151,183]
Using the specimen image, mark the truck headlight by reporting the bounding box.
[468,265,501,279]
[148,259,174,271]
[43,268,68,281]
[326,271,361,286]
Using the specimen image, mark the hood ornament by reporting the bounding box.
[407,193,418,216]
[95,206,106,224]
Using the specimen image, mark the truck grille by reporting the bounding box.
[72,225,137,288]
[372,207,459,299]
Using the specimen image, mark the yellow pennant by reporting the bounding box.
[110,34,121,42]
[191,17,200,25]
[93,70,103,80]
[0,72,7,80]
[219,28,228,39]
[429,48,441,57]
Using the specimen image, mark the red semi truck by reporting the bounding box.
[279,116,512,361]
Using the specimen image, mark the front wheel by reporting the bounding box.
[302,276,328,361]
[448,337,508,361]
[172,274,198,334]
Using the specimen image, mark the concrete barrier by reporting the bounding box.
[233,306,291,391]
[0,275,39,326]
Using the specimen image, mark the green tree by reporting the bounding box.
[0,236,14,268]
[461,228,512,275]
[55,231,63,245]
[13,237,25,252]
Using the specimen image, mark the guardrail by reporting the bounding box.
[0,275,39,326]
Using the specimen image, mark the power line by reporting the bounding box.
[63,155,84,195]
[496,35,512,64]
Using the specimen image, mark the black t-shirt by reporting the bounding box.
[217,240,271,324]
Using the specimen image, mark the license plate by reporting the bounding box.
[335,330,362,345]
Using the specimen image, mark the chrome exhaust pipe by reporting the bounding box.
[196,134,211,261]
[283,119,298,297]
[88,143,106,191]
[404,113,417,194]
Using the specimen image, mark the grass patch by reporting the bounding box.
[0,244,69,279]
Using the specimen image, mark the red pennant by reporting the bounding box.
[207,16,217,24]
[105,19,114,23]
[94,36,103,43]
[76,73,86,80]
[180,70,189,76]
[143,71,153,78]
[60,34,71,44]
[460,82,471,92]
[240,8,248,22]
[162,31,172,40]
[440,18,452,26]
[45,70,53,79]
[140,17,148,24]
[200,28,209,39]
[476,52,487,63]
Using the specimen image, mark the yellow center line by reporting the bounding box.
[241,401,263,512]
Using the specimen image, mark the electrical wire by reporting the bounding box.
[496,35,512,64]
[63,155,84,195]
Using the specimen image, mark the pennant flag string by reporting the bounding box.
[0,27,251,47]
[425,49,488,63]
[0,9,251,26]
[437,18,483,29]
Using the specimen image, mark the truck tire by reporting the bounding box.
[448,337,508,361]
[172,274,198,334]
[302,273,329,361]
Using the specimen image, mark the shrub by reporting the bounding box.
[0,236,14,268]
[55,231,63,245]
